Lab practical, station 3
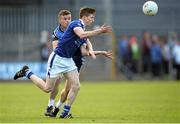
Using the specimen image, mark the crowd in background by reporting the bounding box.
[38,30,180,81]
[117,32,180,80]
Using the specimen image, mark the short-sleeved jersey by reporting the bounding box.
[54,20,87,58]
[52,25,64,41]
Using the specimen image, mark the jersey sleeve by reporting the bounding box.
[70,21,83,30]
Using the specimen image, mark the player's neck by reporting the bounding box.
[79,19,86,26]
[59,25,66,32]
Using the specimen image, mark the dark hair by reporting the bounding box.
[79,7,96,18]
[58,10,71,18]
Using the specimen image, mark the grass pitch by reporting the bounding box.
[0,81,179,123]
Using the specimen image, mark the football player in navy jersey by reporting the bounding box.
[14,7,112,118]
[45,10,112,117]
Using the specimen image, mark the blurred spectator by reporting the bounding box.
[160,36,171,76]
[40,30,49,45]
[168,32,179,69]
[172,41,180,80]
[141,32,152,73]
[118,34,133,79]
[168,32,178,52]
[118,34,130,65]
[40,30,50,61]
[150,35,162,77]
[40,43,50,61]
[129,36,140,73]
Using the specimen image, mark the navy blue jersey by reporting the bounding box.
[54,20,87,58]
[52,25,64,41]
[52,24,85,72]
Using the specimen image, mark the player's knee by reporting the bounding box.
[44,90,50,93]
[44,90,51,93]
[44,87,53,93]
[72,83,80,92]
[55,78,61,85]
[77,83,80,91]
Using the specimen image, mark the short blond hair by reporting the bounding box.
[58,10,71,18]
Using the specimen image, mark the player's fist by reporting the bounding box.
[103,50,113,59]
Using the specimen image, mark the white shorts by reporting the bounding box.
[46,52,77,78]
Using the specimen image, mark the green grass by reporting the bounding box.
[0,81,180,123]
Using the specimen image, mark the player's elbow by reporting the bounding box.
[79,34,88,39]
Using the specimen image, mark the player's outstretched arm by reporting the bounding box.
[94,50,113,59]
[86,39,96,59]
[74,24,112,39]
[81,46,113,60]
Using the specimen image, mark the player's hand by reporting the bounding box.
[100,24,112,33]
[102,50,113,59]
[89,50,96,59]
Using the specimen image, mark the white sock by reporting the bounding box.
[48,99,54,107]
[56,100,62,108]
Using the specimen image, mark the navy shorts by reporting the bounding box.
[73,48,84,72]
[73,56,83,72]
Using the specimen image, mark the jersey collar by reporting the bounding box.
[79,19,85,30]
[59,25,64,33]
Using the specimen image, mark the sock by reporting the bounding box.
[25,70,34,79]
[48,99,54,107]
[62,105,71,114]
[56,100,62,108]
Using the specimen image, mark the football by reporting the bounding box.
[143,1,158,16]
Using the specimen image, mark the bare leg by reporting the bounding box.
[50,77,61,99]
[44,77,61,116]
[55,80,70,108]
[58,70,80,118]
[60,80,70,103]
[56,73,79,107]
[29,75,57,93]
[50,70,80,118]
[64,70,80,106]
